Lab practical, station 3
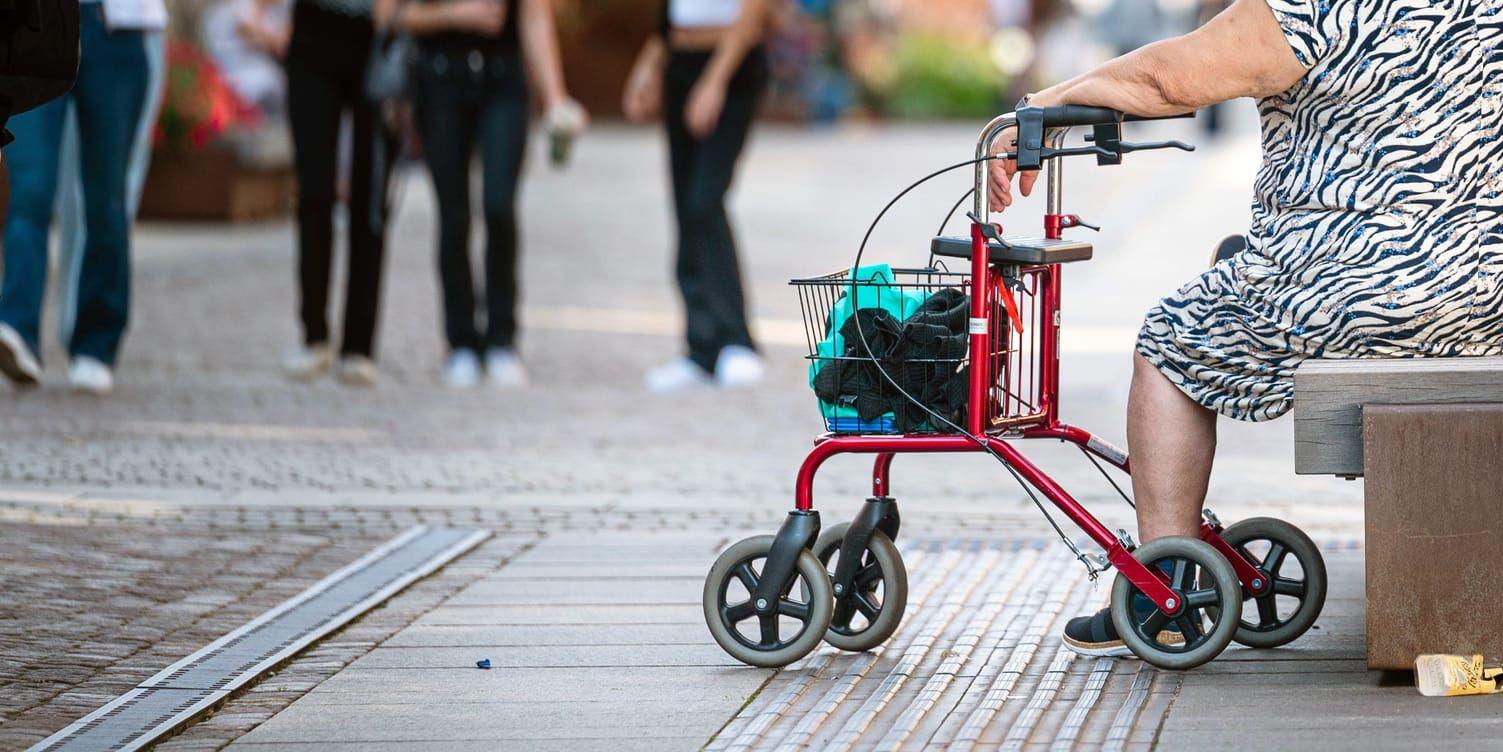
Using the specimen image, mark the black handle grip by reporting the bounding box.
[1037,105,1194,128]
[1012,105,1194,169]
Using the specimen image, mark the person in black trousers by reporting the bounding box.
[281,0,391,386]
[376,0,583,389]
[624,0,770,394]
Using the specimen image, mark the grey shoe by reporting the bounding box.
[336,355,378,387]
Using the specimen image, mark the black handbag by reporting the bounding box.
[364,4,414,104]
[0,0,82,146]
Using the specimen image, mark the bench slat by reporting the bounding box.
[1292,357,1503,476]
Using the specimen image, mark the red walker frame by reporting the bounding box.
[792,121,1269,615]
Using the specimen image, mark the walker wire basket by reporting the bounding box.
[794,264,1052,435]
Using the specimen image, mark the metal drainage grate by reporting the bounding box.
[30,525,489,752]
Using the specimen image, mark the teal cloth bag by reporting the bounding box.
[809,265,928,421]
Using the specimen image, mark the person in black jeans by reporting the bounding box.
[281,0,391,387]
[625,0,771,394]
[376,0,583,389]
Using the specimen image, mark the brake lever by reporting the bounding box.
[1038,145,1118,161]
[965,212,1014,249]
[1119,139,1196,154]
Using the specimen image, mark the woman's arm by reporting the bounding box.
[989,0,1307,210]
[683,0,772,137]
[1031,0,1304,114]
[622,36,667,123]
[374,0,505,37]
[518,0,569,110]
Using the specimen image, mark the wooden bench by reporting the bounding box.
[1294,358,1503,670]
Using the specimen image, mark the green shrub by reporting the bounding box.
[881,32,1005,119]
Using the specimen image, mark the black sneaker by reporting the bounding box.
[1062,605,1185,658]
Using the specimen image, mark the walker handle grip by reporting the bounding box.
[1035,105,1195,128]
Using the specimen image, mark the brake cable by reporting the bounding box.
[841,156,1104,579]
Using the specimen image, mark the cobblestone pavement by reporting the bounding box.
[0,119,1384,750]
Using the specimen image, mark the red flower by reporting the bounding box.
[155,38,262,154]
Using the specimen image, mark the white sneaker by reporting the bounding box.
[444,349,481,389]
[714,345,764,389]
[0,323,41,387]
[283,343,333,382]
[644,357,714,394]
[336,355,378,387]
[67,356,114,395]
[485,348,528,389]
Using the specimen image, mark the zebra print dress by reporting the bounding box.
[1137,0,1503,421]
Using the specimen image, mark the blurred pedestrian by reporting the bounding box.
[377,0,586,389]
[280,0,392,386]
[0,0,167,394]
[202,0,292,117]
[54,21,167,379]
[624,0,772,394]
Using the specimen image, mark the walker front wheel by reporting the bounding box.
[1217,517,1327,648]
[1111,536,1241,671]
[704,535,833,668]
[807,523,907,652]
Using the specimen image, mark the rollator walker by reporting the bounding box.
[703,106,1328,670]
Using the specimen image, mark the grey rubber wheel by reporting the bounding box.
[806,522,908,652]
[1110,536,1241,670]
[704,535,833,668]
[1216,517,1327,649]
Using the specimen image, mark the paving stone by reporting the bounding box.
[234,700,727,743]
[445,577,702,606]
[411,603,706,626]
[304,665,770,705]
[345,643,740,669]
[226,740,705,752]
[382,623,711,647]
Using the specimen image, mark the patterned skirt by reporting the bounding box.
[1135,246,1503,422]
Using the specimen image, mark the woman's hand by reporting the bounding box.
[622,39,666,123]
[545,96,589,135]
[684,77,727,138]
[986,127,1039,213]
[446,0,507,36]
[622,62,662,123]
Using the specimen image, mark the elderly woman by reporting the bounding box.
[989,0,1503,656]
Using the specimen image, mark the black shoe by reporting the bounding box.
[1062,605,1185,658]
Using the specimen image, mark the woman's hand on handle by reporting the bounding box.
[987,127,1039,213]
[982,0,1309,214]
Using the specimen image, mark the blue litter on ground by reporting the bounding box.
[476,658,491,669]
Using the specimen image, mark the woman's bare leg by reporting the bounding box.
[1127,352,1217,541]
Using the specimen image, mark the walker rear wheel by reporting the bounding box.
[1217,517,1327,648]
[704,535,833,668]
[807,523,907,652]
[1111,536,1241,671]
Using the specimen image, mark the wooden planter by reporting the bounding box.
[139,145,295,222]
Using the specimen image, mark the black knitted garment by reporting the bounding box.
[812,288,970,432]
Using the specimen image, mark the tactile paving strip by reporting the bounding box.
[709,534,1362,751]
[28,525,489,752]
[706,537,1165,751]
